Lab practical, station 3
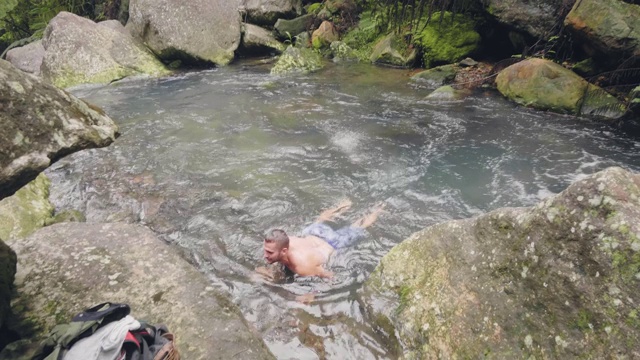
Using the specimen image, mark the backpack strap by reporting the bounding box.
[152,338,179,360]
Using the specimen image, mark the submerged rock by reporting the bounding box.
[496,58,626,119]
[6,223,275,359]
[361,167,640,358]
[41,12,169,88]
[0,59,119,200]
[127,0,241,66]
[411,64,458,88]
[424,85,470,101]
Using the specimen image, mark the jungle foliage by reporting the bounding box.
[0,0,121,54]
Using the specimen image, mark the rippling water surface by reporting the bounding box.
[47,61,640,359]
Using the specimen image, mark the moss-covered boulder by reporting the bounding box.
[370,33,416,67]
[410,64,458,88]
[270,46,323,75]
[0,59,119,200]
[126,0,241,66]
[496,58,626,118]
[361,167,640,358]
[5,223,274,359]
[414,12,480,68]
[41,12,169,88]
[0,174,53,242]
[565,0,640,59]
[329,41,358,62]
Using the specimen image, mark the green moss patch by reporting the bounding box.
[413,11,480,68]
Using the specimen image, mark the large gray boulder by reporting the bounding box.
[361,167,640,358]
[5,40,44,76]
[6,223,275,360]
[41,12,169,88]
[0,59,119,200]
[483,0,571,39]
[565,0,640,58]
[240,23,285,55]
[126,0,241,66]
[242,0,302,26]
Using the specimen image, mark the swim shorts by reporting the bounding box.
[301,222,367,249]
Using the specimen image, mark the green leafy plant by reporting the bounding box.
[0,0,103,54]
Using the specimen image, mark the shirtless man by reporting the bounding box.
[262,199,384,278]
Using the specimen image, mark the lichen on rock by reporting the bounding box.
[270,46,323,75]
[0,173,54,242]
[361,167,640,358]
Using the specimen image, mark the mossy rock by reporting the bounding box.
[362,167,640,357]
[329,41,359,62]
[0,173,54,242]
[413,11,480,68]
[496,58,626,119]
[270,46,323,75]
[410,64,458,88]
[45,210,86,226]
[370,33,416,67]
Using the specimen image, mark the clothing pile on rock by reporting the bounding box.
[32,302,179,360]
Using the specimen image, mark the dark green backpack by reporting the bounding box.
[32,302,131,360]
[31,302,179,360]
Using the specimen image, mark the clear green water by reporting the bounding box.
[47,61,640,359]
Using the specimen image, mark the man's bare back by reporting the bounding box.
[261,199,384,278]
[284,235,335,277]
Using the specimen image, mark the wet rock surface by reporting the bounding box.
[361,167,640,358]
[6,223,275,360]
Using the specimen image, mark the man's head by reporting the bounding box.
[263,229,290,264]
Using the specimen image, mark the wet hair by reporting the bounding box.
[265,229,290,249]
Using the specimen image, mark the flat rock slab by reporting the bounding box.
[7,223,274,360]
